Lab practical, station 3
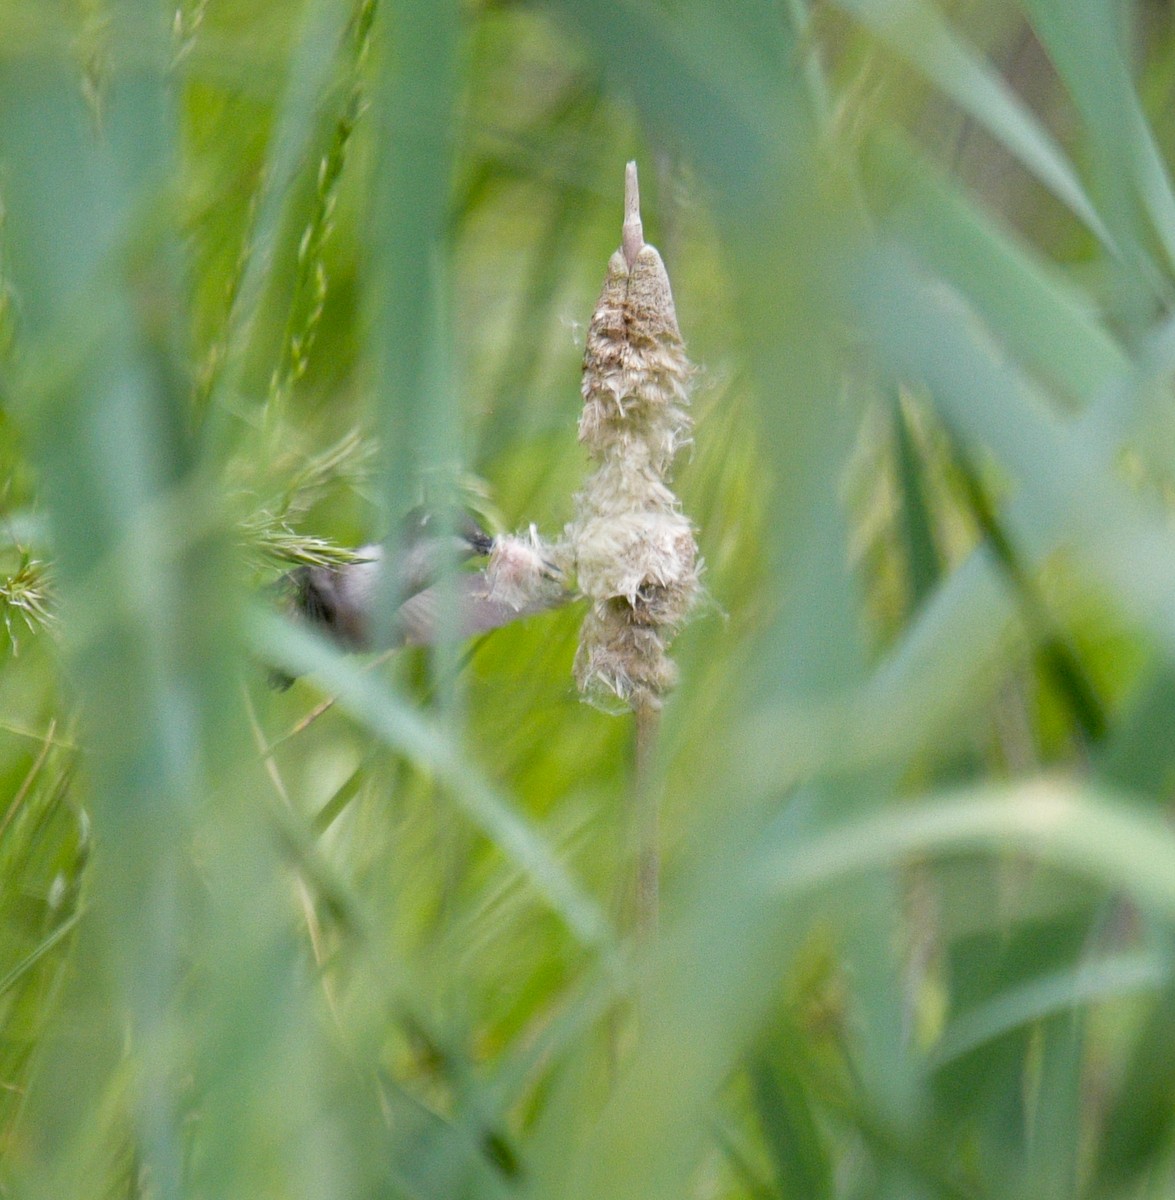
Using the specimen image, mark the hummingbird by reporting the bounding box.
[271,507,564,688]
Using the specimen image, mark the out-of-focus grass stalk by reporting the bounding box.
[370,0,461,655]
[267,0,377,419]
[632,695,660,938]
[367,0,469,956]
[195,0,354,445]
[0,3,363,1195]
[0,0,210,1190]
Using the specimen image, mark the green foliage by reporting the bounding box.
[4,0,1175,1197]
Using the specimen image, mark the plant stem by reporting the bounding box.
[633,695,661,939]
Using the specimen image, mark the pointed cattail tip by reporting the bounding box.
[625,160,638,206]
[623,161,644,269]
[571,160,698,713]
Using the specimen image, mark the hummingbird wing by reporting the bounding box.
[270,528,569,687]
[393,570,568,646]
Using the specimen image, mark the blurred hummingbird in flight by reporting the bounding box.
[271,506,566,687]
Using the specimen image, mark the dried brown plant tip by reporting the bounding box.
[571,162,700,711]
[576,248,692,474]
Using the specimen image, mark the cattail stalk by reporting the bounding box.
[633,691,661,937]
[571,162,700,936]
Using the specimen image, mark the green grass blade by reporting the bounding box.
[855,244,1175,668]
[891,391,943,612]
[1086,974,1175,1198]
[0,910,81,1000]
[252,610,615,955]
[370,0,463,644]
[201,0,354,428]
[1020,0,1175,288]
[933,950,1168,1066]
[865,131,1127,407]
[832,0,1114,251]
[759,782,1175,921]
[748,1054,834,1200]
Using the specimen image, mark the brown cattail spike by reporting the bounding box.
[570,163,700,711]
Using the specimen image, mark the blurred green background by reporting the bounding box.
[5,0,1175,1197]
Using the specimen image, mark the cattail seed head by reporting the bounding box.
[570,164,700,711]
[577,248,692,474]
[573,510,696,621]
[575,602,680,708]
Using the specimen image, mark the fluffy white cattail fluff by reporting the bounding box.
[485,526,566,612]
[569,164,700,710]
